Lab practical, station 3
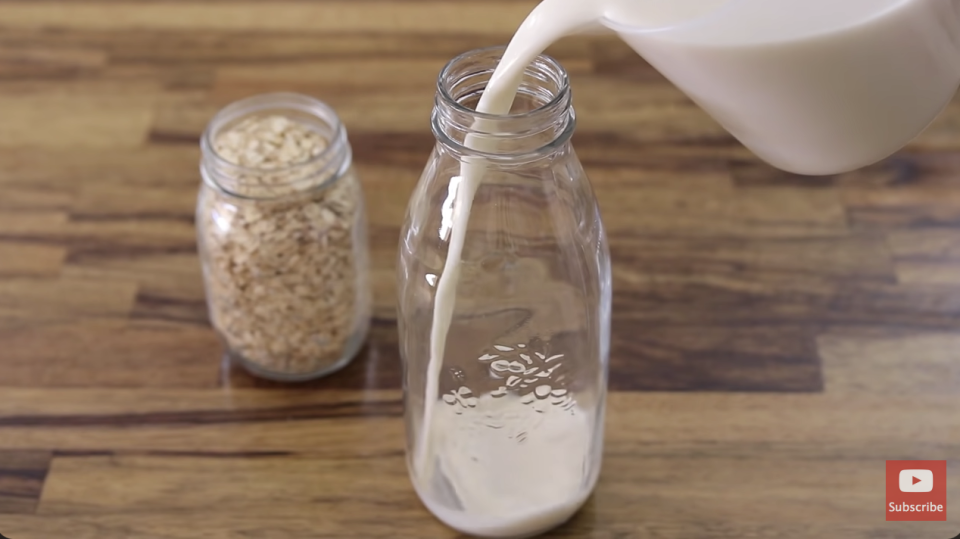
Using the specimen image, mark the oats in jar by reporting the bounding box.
[197,94,370,381]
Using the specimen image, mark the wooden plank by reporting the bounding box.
[0,320,220,388]
[217,58,486,89]
[148,90,220,144]
[598,185,848,238]
[34,451,879,514]
[7,452,955,537]
[0,211,67,238]
[2,506,452,539]
[0,2,539,34]
[610,235,895,285]
[62,253,205,316]
[819,329,960,395]
[2,510,951,539]
[212,85,434,133]
[38,454,415,514]
[71,183,197,221]
[19,29,519,64]
[0,186,75,212]
[0,277,136,321]
[844,185,960,229]
[61,218,198,258]
[837,153,960,229]
[33,452,956,528]
[609,323,822,391]
[0,391,958,452]
[886,229,960,285]
[0,243,65,277]
[0,388,398,417]
[0,147,201,188]
[0,451,50,514]
[0,45,106,79]
[0,81,156,149]
[611,277,960,329]
[0,28,605,71]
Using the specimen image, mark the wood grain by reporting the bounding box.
[0,451,50,515]
[1,1,960,537]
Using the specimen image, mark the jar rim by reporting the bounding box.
[200,92,350,196]
[436,46,571,123]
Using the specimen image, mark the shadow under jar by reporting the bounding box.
[397,48,612,537]
[198,93,371,382]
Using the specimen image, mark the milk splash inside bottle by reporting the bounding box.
[411,0,960,536]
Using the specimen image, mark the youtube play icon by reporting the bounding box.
[900,470,934,493]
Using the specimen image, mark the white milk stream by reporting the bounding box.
[415,0,960,536]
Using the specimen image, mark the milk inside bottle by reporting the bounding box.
[410,0,960,537]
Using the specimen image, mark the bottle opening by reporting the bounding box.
[433,47,575,158]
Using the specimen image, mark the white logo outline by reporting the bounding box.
[899,469,934,493]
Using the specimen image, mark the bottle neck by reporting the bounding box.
[431,47,575,161]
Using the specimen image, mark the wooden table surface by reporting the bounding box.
[1,1,960,538]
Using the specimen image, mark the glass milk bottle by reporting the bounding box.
[397,47,611,538]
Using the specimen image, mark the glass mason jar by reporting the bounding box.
[197,93,371,382]
[397,48,611,537]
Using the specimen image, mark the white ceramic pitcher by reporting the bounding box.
[533,0,956,174]
[605,0,960,174]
